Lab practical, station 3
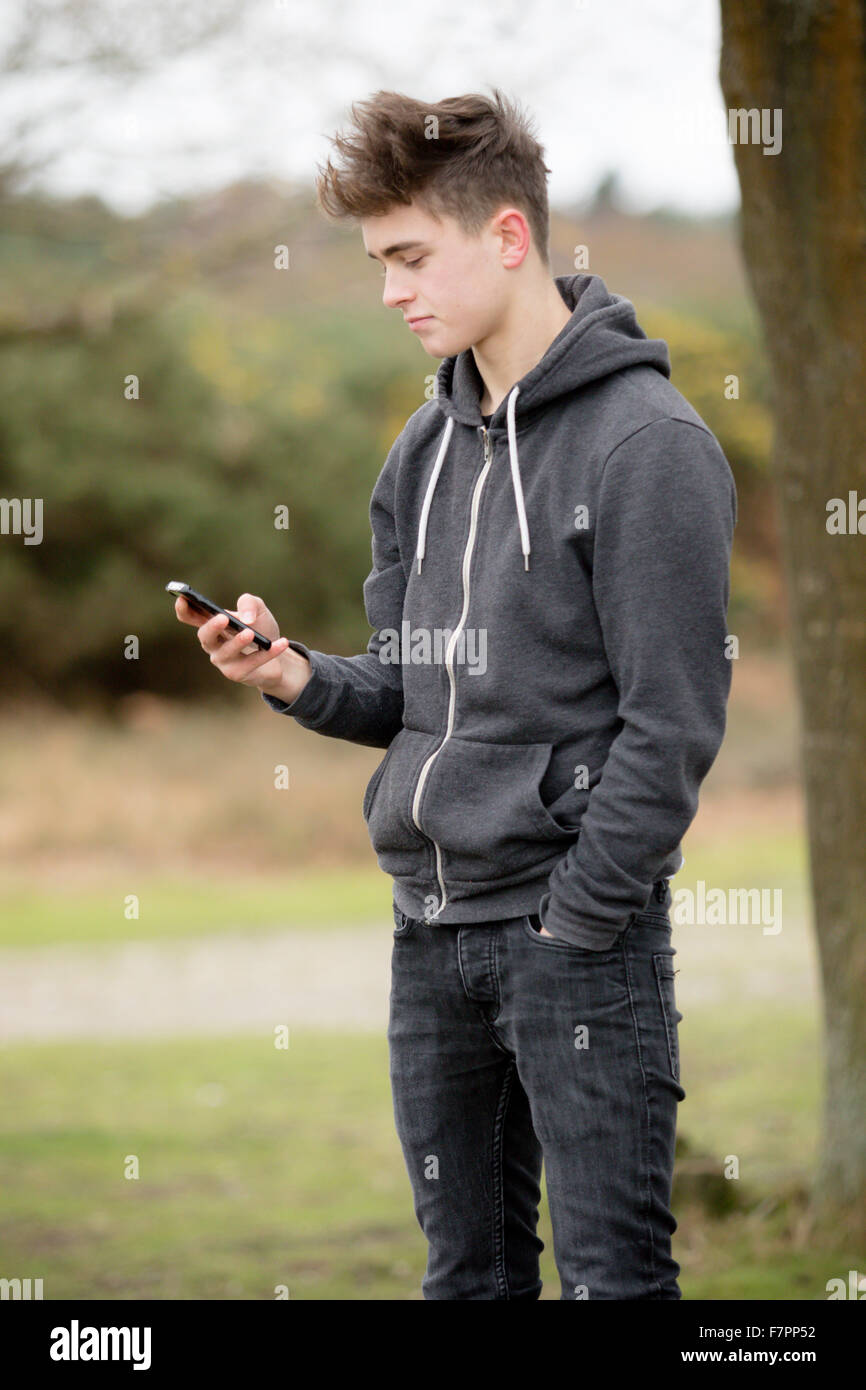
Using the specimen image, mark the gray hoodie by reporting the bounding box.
[263,272,737,949]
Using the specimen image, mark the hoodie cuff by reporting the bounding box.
[537,891,622,951]
[260,640,328,720]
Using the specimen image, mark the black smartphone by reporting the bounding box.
[165,581,273,651]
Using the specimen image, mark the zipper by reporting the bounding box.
[411,425,494,920]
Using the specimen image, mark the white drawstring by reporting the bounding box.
[416,416,454,574]
[415,386,531,574]
[506,386,531,571]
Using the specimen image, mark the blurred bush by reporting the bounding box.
[0,184,784,711]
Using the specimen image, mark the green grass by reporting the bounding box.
[0,867,396,949]
[679,828,807,888]
[681,1005,821,1186]
[0,829,808,950]
[1,822,852,1299]
[0,1032,421,1300]
[0,1010,855,1301]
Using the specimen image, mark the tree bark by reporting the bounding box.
[719,0,866,1236]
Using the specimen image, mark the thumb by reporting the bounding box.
[236,593,259,623]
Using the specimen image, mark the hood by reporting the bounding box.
[416,273,671,575]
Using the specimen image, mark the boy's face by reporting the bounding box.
[361,201,515,358]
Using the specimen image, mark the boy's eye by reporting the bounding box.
[380,257,425,277]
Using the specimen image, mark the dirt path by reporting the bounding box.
[0,912,819,1041]
[0,925,394,1040]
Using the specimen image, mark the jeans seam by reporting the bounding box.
[491,1058,517,1298]
[653,956,680,1082]
[623,941,664,1299]
[489,926,503,1022]
[457,931,511,1056]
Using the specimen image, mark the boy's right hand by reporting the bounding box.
[174,591,312,703]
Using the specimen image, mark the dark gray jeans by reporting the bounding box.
[387,882,685,1300]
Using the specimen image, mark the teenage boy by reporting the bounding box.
[175,89,736,1301]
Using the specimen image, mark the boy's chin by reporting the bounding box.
[425,328,472,358]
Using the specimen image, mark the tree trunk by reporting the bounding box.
[719,0,866,1237]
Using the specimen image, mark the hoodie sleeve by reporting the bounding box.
[538,416,737,949]
[260,435,406,750]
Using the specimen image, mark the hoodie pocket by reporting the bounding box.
[417,736,577,886]
[363,727,439,875]
[362,749,390,821]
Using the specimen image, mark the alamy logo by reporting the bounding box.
[672,881,782,935]
[0,1276,43,1299]
[727,107,782,155]
[0,497,42,545]
[826,1269,866,1299]
[377,622,487,674]
[49,1319,152,1370]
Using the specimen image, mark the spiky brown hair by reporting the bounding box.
[315,88,552,265]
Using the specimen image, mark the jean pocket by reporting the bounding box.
[417,737,578,887]
[522,915,619,954]
[652,954,682,1081]
[634,909,672,928]
[392,903,415,938]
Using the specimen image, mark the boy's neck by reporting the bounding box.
[475,274,572,417]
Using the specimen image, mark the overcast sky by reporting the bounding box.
[2,0,740,218]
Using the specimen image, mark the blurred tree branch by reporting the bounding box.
[0,0,241,195]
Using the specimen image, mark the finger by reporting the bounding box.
[211,619,281,663]
[175,596,207,626]
[220,609,258,654]
[197,612,234,654]
[217,634,291,675]
[215,622,264,660]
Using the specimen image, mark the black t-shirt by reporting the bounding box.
[481,413,492,427]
